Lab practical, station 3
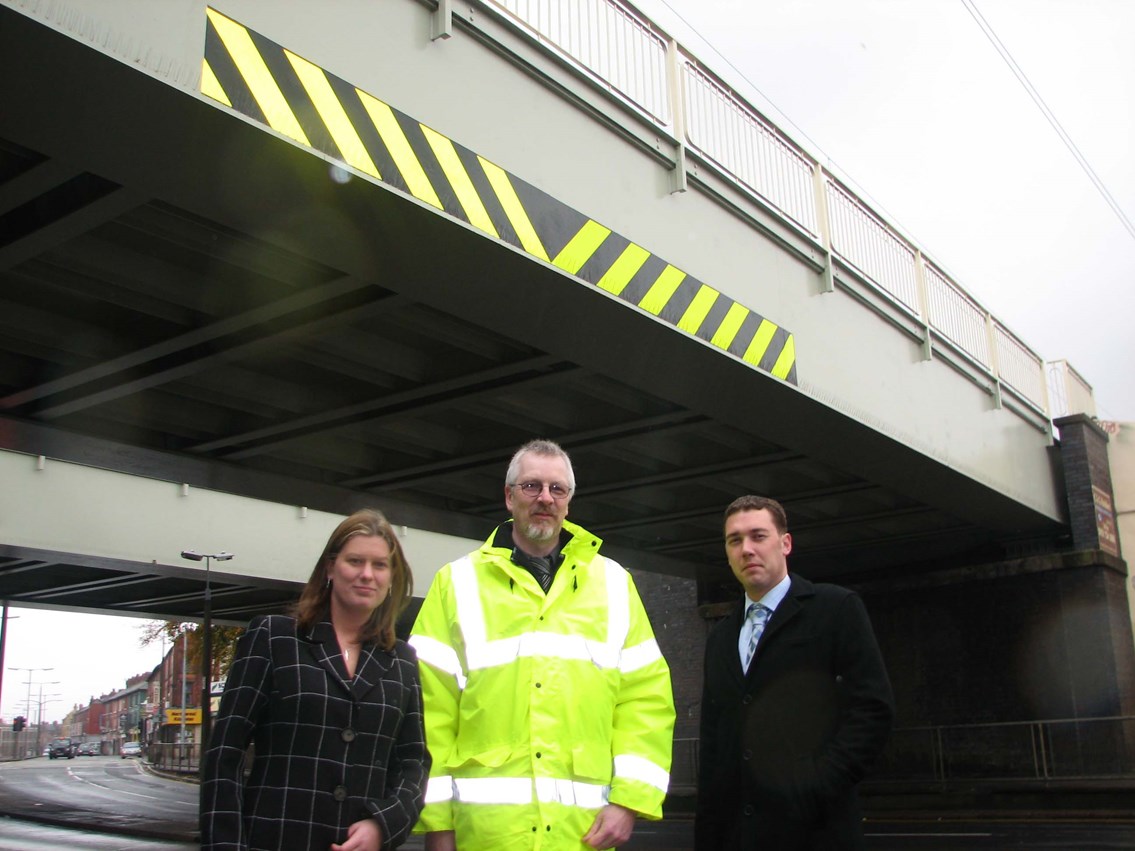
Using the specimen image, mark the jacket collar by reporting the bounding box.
[731,574,815,682]
[483,519,601,562]
[302,617,394,701]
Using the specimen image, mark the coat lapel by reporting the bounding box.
[745,575,813,672]
[350,644,396,702]
[305,620,353,697]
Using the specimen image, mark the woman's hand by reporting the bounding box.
[331,818,382,851]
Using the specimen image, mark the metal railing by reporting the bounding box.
[875,716,1135,781]
[668,719,1135,791]
[924,260,991,368]
[480,0,1080,420]
[1047,359,1096,419]
[683,62,818,236]
[146,741,201,774]
[825,179,920,313]
[993,322,1047,409]
[490,0,670,123]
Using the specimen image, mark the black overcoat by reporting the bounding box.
[200,614,429,850]
[695,576,893,851]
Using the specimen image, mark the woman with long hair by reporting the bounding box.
[201,509,429,851]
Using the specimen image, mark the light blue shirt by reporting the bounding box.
[738,574,791,665]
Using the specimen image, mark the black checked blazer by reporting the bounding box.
[200,614,430,850]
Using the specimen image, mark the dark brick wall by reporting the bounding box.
[631,568,704,742]
[1056,414,1117,552]
[631,568,704,793]
[864,553,1135,726]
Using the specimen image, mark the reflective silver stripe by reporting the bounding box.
[613,754,670,793]
[409,634,467,689]
[450,555,486,642]
[618,637,663,674]
[452,776,611,808]
[521,631,589,661]
[454,776,532,805]
[424,774,455,804]
[452,553,636,672]
[535,777,610,809]
[603,557,630,653]
[470,634,522,670]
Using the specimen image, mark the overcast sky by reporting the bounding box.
[641,0,1135,421]
[2,607,160,725]
[4,0,1132,723]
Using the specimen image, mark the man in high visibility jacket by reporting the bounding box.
[410,439,675,850]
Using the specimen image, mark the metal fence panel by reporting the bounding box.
[826,180,919,313]
[488,0,670,124]
[683,62,818,234]
[924,262,991,367]
[875,717,1135,781]
[994,323,1046,409]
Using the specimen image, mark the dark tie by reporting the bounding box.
[511,548,557,593]
[528,555,554,593]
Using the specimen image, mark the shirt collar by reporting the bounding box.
[745,573,791,614]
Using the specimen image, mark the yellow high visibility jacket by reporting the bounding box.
[410,520,675,850]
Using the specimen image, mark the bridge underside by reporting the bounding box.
[0,7,1067,624]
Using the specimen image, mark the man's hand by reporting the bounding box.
[330,818,381,851]
[424,830,457,851]
[582,803,636,848]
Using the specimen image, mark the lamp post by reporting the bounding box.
[8,667,52,758]
[35,681,60,756]
[180,550,232,761]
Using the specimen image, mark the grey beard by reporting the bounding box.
[520,519,557,542]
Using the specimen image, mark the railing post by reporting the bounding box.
[933,726,945,780]
[914,249,933,361]
[665,38,687,195]
[985,312,1003,409]
[432,0,453,41]
[812,163,834,293]
[1036,722,1051,779]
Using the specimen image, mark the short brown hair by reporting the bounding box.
[293,509,413,650]
[723,495,788,535]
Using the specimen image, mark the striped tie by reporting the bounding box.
[742,603,770,673]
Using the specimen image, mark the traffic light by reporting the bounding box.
[12,716,25,732]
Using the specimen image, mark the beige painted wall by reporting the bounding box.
[0,448,476,604]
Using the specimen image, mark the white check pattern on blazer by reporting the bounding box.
[200,614,430,850]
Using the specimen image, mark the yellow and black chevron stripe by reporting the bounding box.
[200,7,797,384]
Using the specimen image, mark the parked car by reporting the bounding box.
[77,741,101,756]
[121,741,143,759]
[48,737,75,760]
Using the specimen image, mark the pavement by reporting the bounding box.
[0,758,199,843]
[0,760,698,846]
[4,760,1135,846]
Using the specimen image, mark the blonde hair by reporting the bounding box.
[293,509,412,650]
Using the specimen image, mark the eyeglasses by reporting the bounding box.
[512,481,572,500]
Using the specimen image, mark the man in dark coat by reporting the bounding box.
[696,495,894,851]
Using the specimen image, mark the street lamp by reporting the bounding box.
[36,681,60,753]
[8,667,52,758]
[180,550,232,760]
